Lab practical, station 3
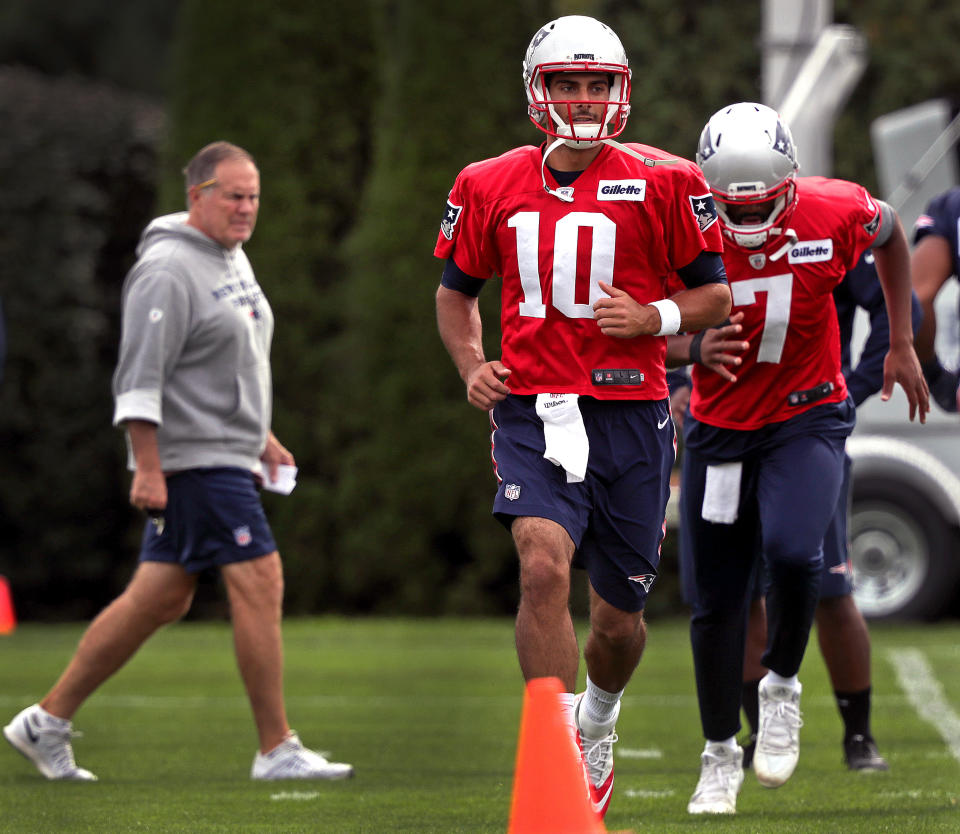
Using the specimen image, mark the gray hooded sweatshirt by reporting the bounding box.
[112,212,274,475]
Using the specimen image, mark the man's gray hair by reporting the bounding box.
[182,141,256,193]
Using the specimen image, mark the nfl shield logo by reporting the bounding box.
[504,483,521,501]
[749,253,766,270]
[233,525,252,547]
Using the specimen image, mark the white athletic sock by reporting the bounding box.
[705,737,739,755]
[583,675,623,728]
[764,670,799,689]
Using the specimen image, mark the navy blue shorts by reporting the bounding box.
[139,467,277,573]
[490,394,675,613]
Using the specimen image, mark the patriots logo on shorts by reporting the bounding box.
[689,193,718,233]
[440,198,463,241]
[628,573,656,591]
[233,525,252,547]
[504,483,521,501]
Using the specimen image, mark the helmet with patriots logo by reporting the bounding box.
[522,16,631,149]
[696,102,800,250]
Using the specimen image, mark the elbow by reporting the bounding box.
[713,283,733,322]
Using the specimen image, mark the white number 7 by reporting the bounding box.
[731,274,793,363]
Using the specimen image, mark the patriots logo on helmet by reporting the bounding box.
[440,199,463,241]
[529,26,551,51]
[773,120,796,161]
[689,193,719,232]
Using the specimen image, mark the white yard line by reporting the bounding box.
[888,647,960,763]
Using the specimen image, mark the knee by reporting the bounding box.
[591,611,645,651]
[142,587,194,626]
[765,538,822,572]
[518,551,569,607]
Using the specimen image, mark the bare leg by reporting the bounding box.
[222,551,289,753]
[815,595,871,691]
[584,586,645,692]
[41,562,196,720]
[512,517,578,690]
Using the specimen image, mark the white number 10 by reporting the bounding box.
[508,211,617,319]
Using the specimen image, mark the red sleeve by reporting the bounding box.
[434,168,494,280]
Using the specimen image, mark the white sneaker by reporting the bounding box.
[251,732,353,781]
[687,744,744,814]
[753,678,803,788]
[3,704,97,781]
[574,693,619,818]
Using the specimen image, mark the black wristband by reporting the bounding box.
[689,331,705,365]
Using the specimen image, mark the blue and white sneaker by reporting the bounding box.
[3,704,97,781]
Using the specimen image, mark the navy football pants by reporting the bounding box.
[682,430,847,741]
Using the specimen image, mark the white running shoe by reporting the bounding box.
[251,732,354,781]
[754,678,803,788]
[3,704,97,781]
[574,693,619,818]
[687,744,744,814]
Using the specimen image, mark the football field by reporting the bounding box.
[1,616,958,832]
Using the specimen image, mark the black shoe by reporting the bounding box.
[740,733,757,769]
[844,734,889,771]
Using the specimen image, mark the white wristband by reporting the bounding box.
[650,299,681,336]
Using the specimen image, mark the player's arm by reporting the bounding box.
[911,233,958,411]
[594,252,731,338]
[871,203,930,421]
[841,258,889,406]
[435,258,511,410]
[912,233,953,363]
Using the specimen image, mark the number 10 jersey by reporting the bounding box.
[434,142,723,400]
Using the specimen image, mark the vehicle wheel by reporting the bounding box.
[849,485,960,620]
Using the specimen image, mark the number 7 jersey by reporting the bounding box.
[434,142,723,400]
[690,176,884,430]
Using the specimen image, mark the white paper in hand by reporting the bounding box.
[261,464,298,495]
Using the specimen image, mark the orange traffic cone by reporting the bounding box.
[0,575,16,635]
[507,677,606,834]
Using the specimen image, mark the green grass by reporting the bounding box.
[1,616,959,832]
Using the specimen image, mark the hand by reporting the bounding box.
[882,344,931,423]
[694,312,749,383]
[261,431,295,484]
[465,361,512,410]
[130,468,167,513]
[593,281,658,338]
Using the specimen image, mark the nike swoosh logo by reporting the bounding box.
[23,717,38,744]
[591,780,615,815]
[657,416,670,429]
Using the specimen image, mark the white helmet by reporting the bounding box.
[696,102,799,250]
[522,16,631,149]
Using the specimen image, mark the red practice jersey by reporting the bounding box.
[435,143,723,400]
[690,177,883,429]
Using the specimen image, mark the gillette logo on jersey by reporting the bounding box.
[788,239,833,263]
[597,180,646,201]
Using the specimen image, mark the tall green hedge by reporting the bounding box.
[0,69,162,619]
